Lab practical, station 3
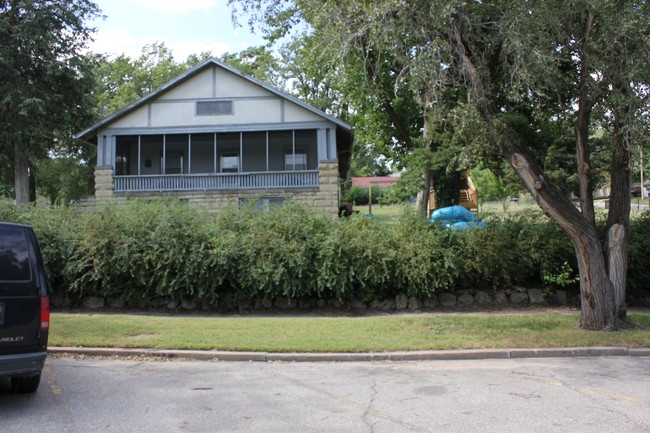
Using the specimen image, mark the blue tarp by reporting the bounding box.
[429,205,485,230]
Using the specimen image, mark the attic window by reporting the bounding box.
[196,100,232,116]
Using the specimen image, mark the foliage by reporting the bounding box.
[92,43,189,116]
[66,200,213,305]
[430,169,461,209]
[229,0,650,330]
[471,166,523,203]
[7,201,649,311]
[0,0,100,203]
[627,212,650,302]
[35,155,95,205]
[23,206,82,305]
[231,1,468,213]
[542,262,580,288]
[0,197,19,221]
[222,45,285,90]
[341,185,411,206]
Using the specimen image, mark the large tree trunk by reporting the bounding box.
[504,146,617,330]
[571,225,617,330]
[607,224,627,321]
[14,141,30,205]
[605,95,633,323]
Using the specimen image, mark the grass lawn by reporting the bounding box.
[352,202,543,222]
[50,311,650,353]
[352,204,407,222]
[354,199,649,221]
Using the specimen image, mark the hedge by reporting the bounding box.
[2,198,648,310]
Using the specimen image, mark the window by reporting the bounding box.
[239,197,285,212]
[197,100,233,116]
[0,228,31,281]
[285,148,307,171]
[220,153,239,173]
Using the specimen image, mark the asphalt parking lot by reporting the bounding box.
[1,356,649,433]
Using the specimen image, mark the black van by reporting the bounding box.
[0,222,50,393]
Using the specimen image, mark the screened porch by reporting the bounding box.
[112,129,320,192]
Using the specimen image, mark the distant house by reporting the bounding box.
[75,58,353,216]
[351,176,399,189]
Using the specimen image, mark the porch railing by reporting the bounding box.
[114,170,320,193]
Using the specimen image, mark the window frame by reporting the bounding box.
[196,100,233,116]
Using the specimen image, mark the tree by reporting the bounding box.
[444,0,647,331]
[35,143,95,205]
[221,45,285,89]
[241,3,472,213]
[93,43,188,116]
[231,0,649,330]
[0,0,99,204]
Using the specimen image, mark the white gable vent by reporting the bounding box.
[196,100,233,116]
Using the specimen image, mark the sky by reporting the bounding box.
[88,0,268,60]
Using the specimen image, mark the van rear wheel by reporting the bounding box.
[11,373,41,393]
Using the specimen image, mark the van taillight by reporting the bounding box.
[40,296,50,330]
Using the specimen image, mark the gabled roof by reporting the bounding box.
[75,57,353,141]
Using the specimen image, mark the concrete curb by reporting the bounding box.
[48,346,649,363]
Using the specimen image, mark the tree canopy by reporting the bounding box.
[0,0,99,203]
[230,0,649,330]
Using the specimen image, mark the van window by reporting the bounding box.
[0,228,31,281]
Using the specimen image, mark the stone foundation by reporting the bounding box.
[92,161,340,217]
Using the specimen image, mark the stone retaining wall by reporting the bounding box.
[80,286,577,312]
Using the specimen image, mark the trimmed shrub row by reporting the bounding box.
[3,199,648,310]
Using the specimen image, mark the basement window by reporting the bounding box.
[239,197,285,212]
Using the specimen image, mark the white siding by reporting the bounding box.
[150,102,195,127]
[158,68,214,100]
[233,99,282,124]
[284,101,324,123]
[111,105,149,128]
[215,68,273,98]
[149,99,283,127]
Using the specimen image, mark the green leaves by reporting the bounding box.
[10,199,648,310]
[0,0,99,202]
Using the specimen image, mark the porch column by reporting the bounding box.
[97,135,107,166]
[291,130,296,170]
[328,128,337,160]
[188,134,192,174]
[239,132,243,172]
[109,135,116,169]
[94,166,114,203]
[265,131,269,171]
[162,135,166,174]
[137,136,141,176]
[317,129,328,161]
[213,133,217,173]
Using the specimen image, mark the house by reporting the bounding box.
[351,176,398,189]
[75,58,353,216]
